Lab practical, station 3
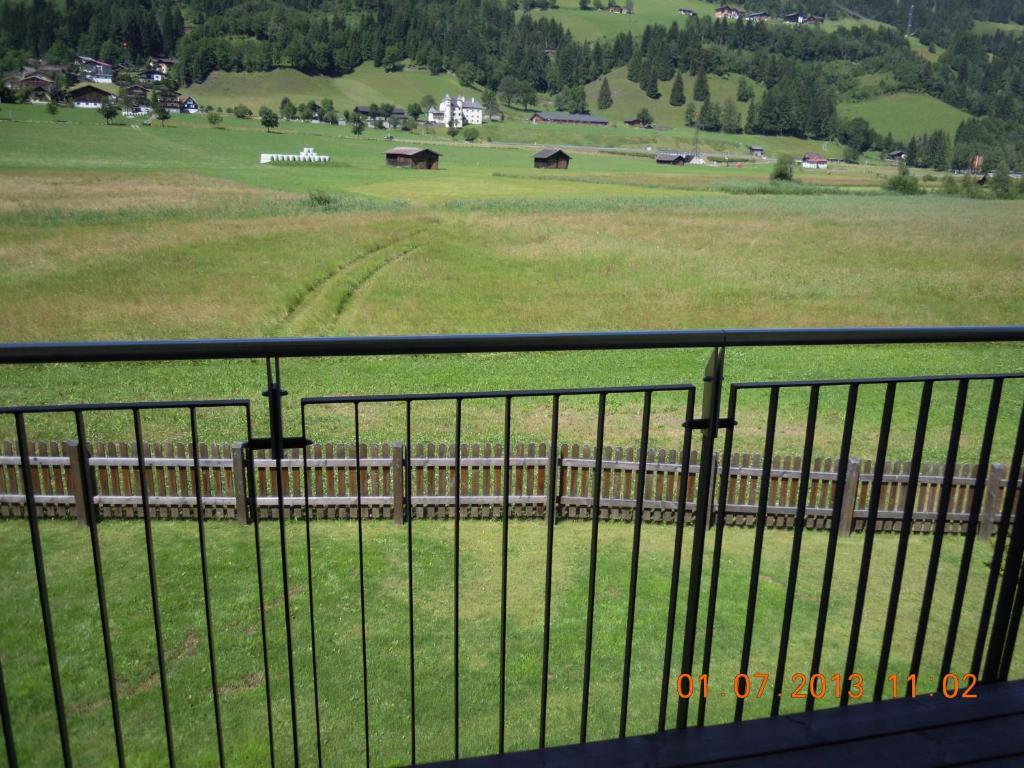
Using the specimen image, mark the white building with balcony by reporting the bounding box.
[427,94,484,127]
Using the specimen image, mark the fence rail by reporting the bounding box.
[0,440,1018,535]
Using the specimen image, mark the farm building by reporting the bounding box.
[656,152,694,165]
[530,111,608,126]
[745,11,771,22]
[715,5,742,19]
[138,69,164,84]
[887,149,908,162]
[69,83,113,108]
[783,12,824,24]
[386,147,440,170]
[75,55,113,83]
[802,152,828,169]
[749,146,765,158]
[678,9,696,16]
[534,148,571,169]
[148,57,177,74]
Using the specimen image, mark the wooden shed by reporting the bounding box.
[533,148,571,169]
[655,152,693,165]
[385,147,440,170]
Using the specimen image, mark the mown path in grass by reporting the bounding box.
[0,519,1010,766]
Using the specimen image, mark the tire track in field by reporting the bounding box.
[279,238,422,337]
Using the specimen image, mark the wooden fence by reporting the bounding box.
[0,440,1019,535]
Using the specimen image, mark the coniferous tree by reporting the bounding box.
[693,65,709,102]
[597,77,613,109]
[643,63,660,99]
[684,101,697,126]
[744,97,756,133]
[627,49,643,83]
[669,72,685,106]
[721,99,740,134]
[736,77,754,102]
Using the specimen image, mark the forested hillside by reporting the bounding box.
[2,0,1022,164]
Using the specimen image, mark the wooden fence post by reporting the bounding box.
[65,439,89,526]
[839,459,861,536]
[392,442,404,524]
[231,442,248,524]
[980,463,1006,539]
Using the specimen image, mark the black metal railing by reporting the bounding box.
[0,326,1022,768]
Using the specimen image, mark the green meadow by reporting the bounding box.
[0,78,1023,768]
[838,92,972,142]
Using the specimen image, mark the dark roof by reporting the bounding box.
[386,147,440,157]
[534,148,571,160]
[803,152,827,162]
[656,152,692,162]
[532,111,608,125]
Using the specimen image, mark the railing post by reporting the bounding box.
[232,442,248,524]
[392,442,404,524]
[839,459,861,536]
[980,463,1006,540]
[65,439,90,526]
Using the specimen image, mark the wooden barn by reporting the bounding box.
[534,148,571,169]
[385,147,440,170]
[655,152,693,165]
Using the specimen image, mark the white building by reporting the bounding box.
[427,94,484,127]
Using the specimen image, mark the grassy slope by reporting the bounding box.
[0,105,1022,458]
[520,0,712,41]
[0,520,1007,766]
[188,62,474,112]
[838,92,971,142]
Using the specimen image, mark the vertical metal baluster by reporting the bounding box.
[694,387,737,728]
[453,398,462,760]
[353,403,371,768]
[498,396,511,754]
[997,556,1024,680]
[266,359,300,768]
[619,391,652,738]
[771,385,819,716]
[807,384,858,713]
[841,381,897,706]
[132,409,175,767]
[300,406,323,768]
[908,380,969,691]
[972,400,1024,674]
[244,405,276,768]
[404,401,417,765]
[1,629,17,767]
[580,392,607,744]
[73,411,125,767]
[872,382,932,701]
[939,379,1002,683]
[658,391,695,732]
[15,412,72,767]
[539,395,560,748]
[734,386,779,723]
[190,407,225,767]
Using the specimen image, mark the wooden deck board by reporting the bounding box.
[423,681,1024,767]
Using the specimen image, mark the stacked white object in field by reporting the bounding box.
[259,147,330,164]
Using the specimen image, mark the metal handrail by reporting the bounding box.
[0,325,1022,364]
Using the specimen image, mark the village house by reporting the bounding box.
[715,5,742,20]
[623,116,650,127]
[802,152,828,169]
[179,95,200,113]
[148,57,177,75]
[427,94,483,127]
[354,105,406,127]
[749,145,765,158]
[138,69,164,84]
[656,152,694,165]
[75,55,114,83]
[122,85,152,115]
[782,12,824,24]
[385,147,440,170]
[530,111,608,126]
[887,149,908,162]
[534,148,571,169]
[678,9,696,17]
[156,89,182,112]
[3,69,56,101]
[69,82,113,108]
[744,11,771,22]
[606,4,627,13]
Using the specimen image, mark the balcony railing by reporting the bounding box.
[0,326,1022,768]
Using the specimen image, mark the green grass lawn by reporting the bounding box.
[0,104,1021,457]
[0,518,1012,766]
[188,62,474,113]
[518,0,712,42]
[838,92,971,142]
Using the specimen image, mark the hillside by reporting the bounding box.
[189,63,473,112]
[838,93,971,143]
[517,0,712,41]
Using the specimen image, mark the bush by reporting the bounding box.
[770,156,794,182]
[306,190,338,209]
[463,126,479,142]
[232,104,252,119]
[883,162,923,195]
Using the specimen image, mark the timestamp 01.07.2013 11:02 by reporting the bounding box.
[675,672,980,701]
